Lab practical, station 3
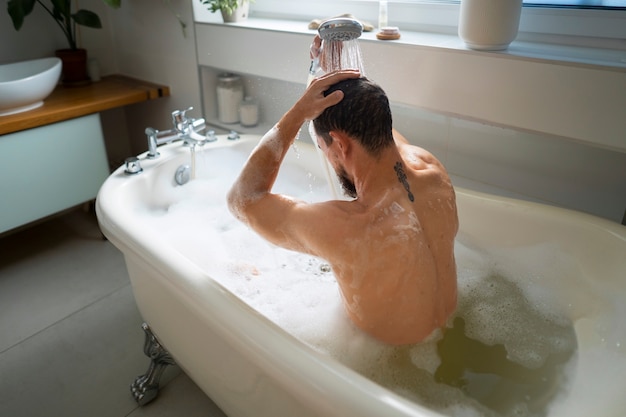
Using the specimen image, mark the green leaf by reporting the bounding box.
[200,0,246,14]
[51,0,70,18]
[102,0,121,9]
[7,0,37,30]
[72,9,102,28]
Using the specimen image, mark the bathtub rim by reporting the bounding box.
[99,134,625,244]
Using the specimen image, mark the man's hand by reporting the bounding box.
[283,70,361,133]
[310,35,322,60]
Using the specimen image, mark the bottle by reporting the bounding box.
[379,0,389,30]
[239,96,259,127]
[217,73,244,124]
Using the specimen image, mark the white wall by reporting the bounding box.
[192,19,626,223]
[0,0,66,64]
[98,0,202,155]
[1,0,202,161]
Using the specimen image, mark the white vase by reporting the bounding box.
[221,0,250,23]
[458,0,523,51]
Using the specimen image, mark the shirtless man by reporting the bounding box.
[227,70,458,345]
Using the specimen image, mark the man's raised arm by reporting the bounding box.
[226,70,359,232]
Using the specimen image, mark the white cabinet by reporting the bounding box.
[0,114,109,234]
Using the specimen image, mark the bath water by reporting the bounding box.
[140,148,584,417]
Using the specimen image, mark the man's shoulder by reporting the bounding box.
[400,145,448,179]
[403,143,440,164]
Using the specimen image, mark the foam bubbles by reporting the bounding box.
[135,147,626,417]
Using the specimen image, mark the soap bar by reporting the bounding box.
[376,26,401,40]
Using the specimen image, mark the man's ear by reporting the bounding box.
[329,131,351,159]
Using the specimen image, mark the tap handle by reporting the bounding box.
[171,107,194,129]
[191,118,206,132]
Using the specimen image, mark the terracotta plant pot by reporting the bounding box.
[55,48,90,86]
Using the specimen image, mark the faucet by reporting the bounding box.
[145,107,212,159]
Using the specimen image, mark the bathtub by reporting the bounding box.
[96,134,626,417]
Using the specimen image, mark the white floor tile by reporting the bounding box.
[0,285,145,417]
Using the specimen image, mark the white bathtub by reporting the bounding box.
[96,134,626,417]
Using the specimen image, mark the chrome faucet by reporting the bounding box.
[145,107,211,159]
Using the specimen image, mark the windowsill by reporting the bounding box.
[202,17,626,72]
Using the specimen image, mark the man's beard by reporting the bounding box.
[337,166,357,198]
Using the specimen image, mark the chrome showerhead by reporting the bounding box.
[318,17,363,42]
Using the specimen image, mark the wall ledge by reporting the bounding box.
[195,18,626,153]
[200,17,626,72]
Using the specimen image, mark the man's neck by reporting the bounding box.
[351,145,402,204]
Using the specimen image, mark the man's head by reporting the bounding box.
[312,77,394,156]
[312,77,394,198]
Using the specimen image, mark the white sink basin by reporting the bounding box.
[0,57,62,116]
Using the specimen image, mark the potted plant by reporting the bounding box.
[200,0,250,23]
[7,0,121,85]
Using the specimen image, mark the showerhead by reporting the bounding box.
[318,17,363,42]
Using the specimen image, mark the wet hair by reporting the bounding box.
[313,77,394,156]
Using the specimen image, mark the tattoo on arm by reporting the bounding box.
[394,162,415,202]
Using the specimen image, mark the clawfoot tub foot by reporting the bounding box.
[131,322,176,405]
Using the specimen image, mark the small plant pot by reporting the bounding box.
[221,0,249,23]
[55,48,91,86]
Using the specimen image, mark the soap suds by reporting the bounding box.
[137,145,625,417]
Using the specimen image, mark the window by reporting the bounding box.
[378,0,626,9]
[251,0,626,46]
[523,0,626,8]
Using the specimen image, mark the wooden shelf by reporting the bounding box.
[0,75,170,136]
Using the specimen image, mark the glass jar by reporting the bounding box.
[217,73,244,124]
[239,96,259,127]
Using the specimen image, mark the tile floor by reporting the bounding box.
[0,207,227,417]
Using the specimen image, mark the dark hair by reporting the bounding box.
[313,77,394,156]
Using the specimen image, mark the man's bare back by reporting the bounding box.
[228,71,458,345]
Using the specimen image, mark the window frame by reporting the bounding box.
[250,0,626,47]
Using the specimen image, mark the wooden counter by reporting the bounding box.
[0,75,170,136]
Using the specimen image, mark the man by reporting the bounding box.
[227,70,458,345]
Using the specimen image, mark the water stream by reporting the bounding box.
[320,39,366,75]
[306,38,366,200]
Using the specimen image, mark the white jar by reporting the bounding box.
[458,0,523,51]
[217,73,244,124]
[239,96,259,127]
